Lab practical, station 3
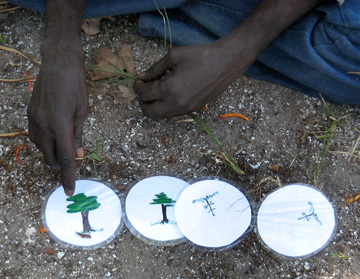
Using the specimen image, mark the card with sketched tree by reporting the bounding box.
[175,179,252,248]
[125,176,189,243]
[192,191,218,216]
[43,180,122,248]
[66,193,102,238]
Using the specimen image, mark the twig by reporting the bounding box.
[0,45,41,66]
[349,134,360,162]
[248,176,282,200]
[0,6,20,12]
[331,151,360,160]
[0,131,29,138]
[0,77,36,83]
[175,119,194,124]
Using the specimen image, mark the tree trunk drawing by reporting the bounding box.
[150,192,175,225]
[81,211,91,232]
[161,204,169,224]
[205,199,215,216]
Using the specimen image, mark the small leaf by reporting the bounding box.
[89,152,102,162]
[0,35,6,44]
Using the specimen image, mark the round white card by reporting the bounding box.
[43,180,123,249]
[256,184,336,258]
[175,179,252,249]
[124,176,189,245]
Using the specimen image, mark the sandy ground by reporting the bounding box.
[1,8,360,279]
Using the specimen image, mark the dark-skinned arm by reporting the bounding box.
[134,0,328,118]
[27,0,87,196]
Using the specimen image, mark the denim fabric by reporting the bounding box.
[7,0,360,104]
[6,0,189,18]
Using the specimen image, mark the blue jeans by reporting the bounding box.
[7,0,360,105]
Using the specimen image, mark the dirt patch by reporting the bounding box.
[0,9,359,279]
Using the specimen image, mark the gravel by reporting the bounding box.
[0,8,359,279]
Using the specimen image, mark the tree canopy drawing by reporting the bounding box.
[150,192,176,224]
[192,191,219,216]
[66,193,101,236]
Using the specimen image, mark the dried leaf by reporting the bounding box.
[118,44,136,76]
[81,18,101,36]
[91,46,136,81]
[201,104,208,112]
[81,17,116,36]
[45,247,55,255]
[269,164,280,172]
[115,85,136,104]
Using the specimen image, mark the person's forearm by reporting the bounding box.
[220,0,326,68]
[42,0,86,53]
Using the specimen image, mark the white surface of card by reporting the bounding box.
[257,184,336,258]
[175,180,252,248]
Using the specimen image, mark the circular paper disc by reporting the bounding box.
[175,179,252,249]
[124,176,189,245]
[43,180,123,249]
[256,184,336,258]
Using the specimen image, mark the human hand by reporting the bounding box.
[134,41,245,118]
[27,47,88,196]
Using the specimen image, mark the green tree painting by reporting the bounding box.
[66,193,101,234]
[150,192,176,224]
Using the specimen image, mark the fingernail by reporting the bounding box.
[64,189,74,197]
[138,72,145,79]
[76,147,84,159]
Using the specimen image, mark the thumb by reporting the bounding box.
[137,53,174,82]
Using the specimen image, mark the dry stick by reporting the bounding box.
[0,6,20,12]
[0,45,41,66]
[0,131,29,138]
[0,77,36,83]
[0,46,40,83]
[332,151,360,160]
[348,134,360,162]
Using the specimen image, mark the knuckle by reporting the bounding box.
[60,156,74,170]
